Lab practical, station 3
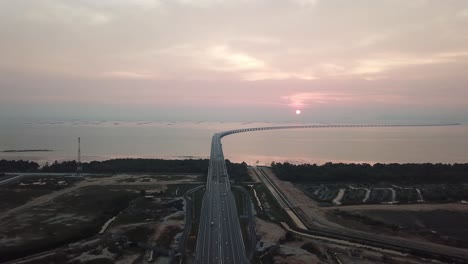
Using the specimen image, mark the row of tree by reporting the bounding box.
[0,158,250,174]
[225,160,249,182]
[271,162,468,183]
[0,160,40,172]
[1,158,251,183]
[45,158,210,173]
[0,159,210,174]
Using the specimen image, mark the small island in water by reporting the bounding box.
[1,149,53,153]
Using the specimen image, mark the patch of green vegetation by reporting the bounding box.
[232,188,246,216]
[226,160,252,183]
[332,209,400,231]
[250,183,289,224]
[232,187,252,255]
[187,188,204,253]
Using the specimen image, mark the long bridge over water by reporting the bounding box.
[194,123,465,264]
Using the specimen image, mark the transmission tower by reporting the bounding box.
[77,137,82,175]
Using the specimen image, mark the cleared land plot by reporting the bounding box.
[323,204,468,249]
[111,196,184,226]
[0,175,195,264]
[1,193,185,264]
[0,174,17,181]
[354,210,468,248]
[0,188,52,212]
[114,173,201,183]
[0,176,83,212]
[300,183,468,206]
[301,185,339,203]
[0,185,138,262]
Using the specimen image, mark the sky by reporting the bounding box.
[0,0,467,122]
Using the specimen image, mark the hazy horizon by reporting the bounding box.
[1,0,468,122]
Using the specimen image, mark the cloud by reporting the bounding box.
[457,9,468,18]
[283,92,352,107]
[100,71,156,79]
[349,50,468,76]
[289,0,318,7]
[203,45,316,81]
[244,71,315,81]
[357,34,388,47]
[18,1,115,25]
[208,45,266,71]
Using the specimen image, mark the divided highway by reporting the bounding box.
[194,134,249,264]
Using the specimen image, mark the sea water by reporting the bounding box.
[0,121,467,165]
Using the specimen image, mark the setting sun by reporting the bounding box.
[296,109,301,115]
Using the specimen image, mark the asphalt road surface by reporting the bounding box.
[194,134,249,264]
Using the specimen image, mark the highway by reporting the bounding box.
[194,123,465,263]
[194,133,249,264]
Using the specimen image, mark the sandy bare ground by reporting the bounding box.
[260,167,342,229]
[152,220,184,242]
[72,247,115,263]
[322,203,468,212]
[274,245,320,264]
[115,254,141,264]
[256,217,286,243]
[261,167,320,208]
